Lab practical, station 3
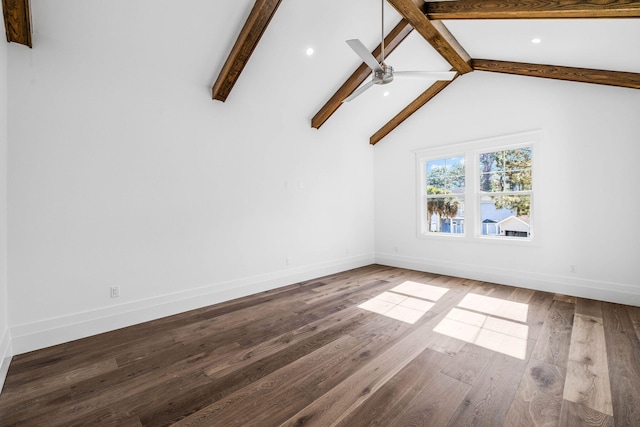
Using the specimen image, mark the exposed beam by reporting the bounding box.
[370,73,459,145]
[2,0,31,47]
[424,0,640,20]
[311,19,413,130]
[472,59,640,89]
[212,0,283,102]
[386,0,472,74]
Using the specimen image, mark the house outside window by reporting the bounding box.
[424,156,465,235]
[416,132,537,241]
[479,147,533,238]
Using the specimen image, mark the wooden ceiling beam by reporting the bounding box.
[472,59,640,89]
[386,0,472,74]
[424,0,640,20]
[311,19,413,130]
[2,0,31,47]
[370,73,459,145]
[212,0,283,102]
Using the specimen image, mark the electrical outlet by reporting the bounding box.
[570,265,577,274]
[110,286,120,298]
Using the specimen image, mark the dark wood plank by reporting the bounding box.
[211,0,283,102]
[603,303,640,426]
[627,304,640,342]
[64,312,370,425]
[504,360,566,426]
[559,399,614,427]
[83,308,378,426]
[532,300,575,369]
[0,358,119,408]
[563,314,613,416]
[278,318,449,426]
[387,0,472,74]
[603,329,640,426]
[370,75,458,145]
[311,19,413,129]
[334,348,450,427]
[171,335,367,427]
[392,372,470,426]
[424,0,640,20]
[526,290,555,341]
[446,339,535,427]
[602,301,634,333]
[472,59,640,90]
[440,342,493,386]
[554,293,577,304]
[173,313,422,427]
[576,298,603,319]
[2,0,31,47]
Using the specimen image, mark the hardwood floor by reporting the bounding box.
[1,265,640,426]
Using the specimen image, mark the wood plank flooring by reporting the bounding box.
[2,265,640,426]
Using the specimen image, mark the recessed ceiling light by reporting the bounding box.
[531,38,541,44]
[383,91,390,97]
[305,47,314,56]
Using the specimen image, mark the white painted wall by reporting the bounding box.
[0,36,10,390]
[375,71,640,305]
[6,2,376,354]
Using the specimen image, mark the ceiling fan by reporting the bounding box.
[343,0,457,102]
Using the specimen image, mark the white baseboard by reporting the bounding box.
[11,254,375,355]
[0,327,12,394]
[376,253,640,306]
[11,250,636,360]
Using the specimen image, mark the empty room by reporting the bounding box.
[1,0,640,426]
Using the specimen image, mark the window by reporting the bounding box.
[416,132,536,241]
[424,156,465,235]
[479,148,532,238]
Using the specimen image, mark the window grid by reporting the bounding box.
[415,132,537,242]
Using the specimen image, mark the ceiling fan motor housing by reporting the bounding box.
[374,65,394,84]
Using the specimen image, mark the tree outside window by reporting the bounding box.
[425,156,465,234]
[479,147,533,238]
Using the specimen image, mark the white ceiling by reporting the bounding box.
[25,0,640,137]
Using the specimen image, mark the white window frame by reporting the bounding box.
[416,131,539,243]
[421,154,466,237]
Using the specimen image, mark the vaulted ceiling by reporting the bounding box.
[212,0,640,144]
[4,0,640,145]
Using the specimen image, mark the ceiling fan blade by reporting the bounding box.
[394,71,457,81]
[342,80,376,103]
[346,39,383,73]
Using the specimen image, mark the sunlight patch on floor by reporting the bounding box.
[458,293,529,322]
[434,294,530,360]
[390,281,450,301]
[357,281,448,324]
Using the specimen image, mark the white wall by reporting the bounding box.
[0,36,10,390]
[375,71,640,305]
[6,5,376,353]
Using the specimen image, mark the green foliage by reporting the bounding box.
[426,186,460,232]
[427,163,465,191]
[492,195,530,216]
[426,158,464,232]
[480,148,532,215]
